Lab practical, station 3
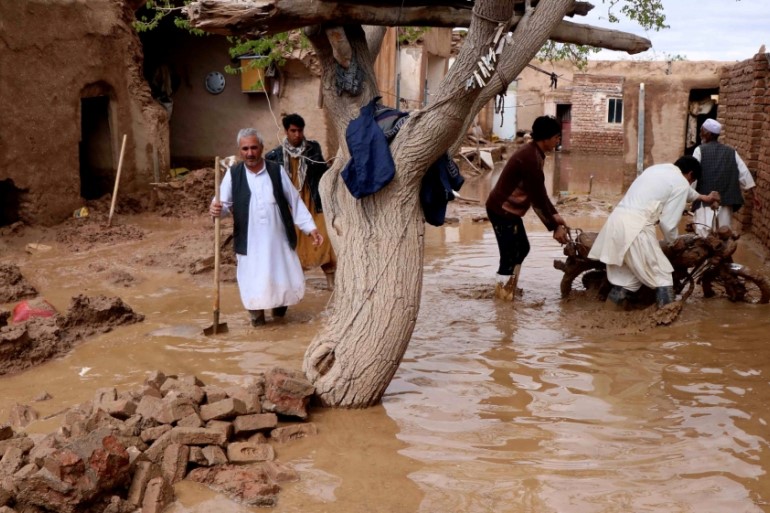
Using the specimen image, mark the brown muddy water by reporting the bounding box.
[2,153,770,512]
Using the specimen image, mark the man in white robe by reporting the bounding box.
[588,156,719,308]
[210,128,322,326]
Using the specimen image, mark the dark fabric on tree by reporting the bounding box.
[230,161,297,255]
[341,97,396,199]
[695,142,744,210]
[265,140,328,213]
[370,103,464,226]
[421,153,465,226]
[486,207,530,275]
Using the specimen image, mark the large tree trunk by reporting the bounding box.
[302,0,576,407]
[301,24,427,407]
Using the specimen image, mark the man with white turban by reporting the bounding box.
[691,118,758,236]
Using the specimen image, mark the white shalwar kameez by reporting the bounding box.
[588,164,700,292]
[216,163,317,310]
[691,146,755,237]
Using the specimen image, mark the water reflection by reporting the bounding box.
[458,150,626,203]
[1,153,769,513]
[402,219,770,512]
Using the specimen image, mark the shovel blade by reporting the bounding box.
[204,309,228,336]
[203,323,228,336]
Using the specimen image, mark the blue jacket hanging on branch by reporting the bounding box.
[341,97,397,199]
[341,97,464,226]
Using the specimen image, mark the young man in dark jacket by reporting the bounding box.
[265,114,337,289]
[485,116,569,301]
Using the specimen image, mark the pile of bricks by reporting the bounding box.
[0,367,317,512]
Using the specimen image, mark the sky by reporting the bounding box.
[581,0,770,62]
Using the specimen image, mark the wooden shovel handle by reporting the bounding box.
[214,157,221,312]
[108,134,127,227]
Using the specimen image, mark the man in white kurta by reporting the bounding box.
[210,129,322,325]
[588,157,718,307]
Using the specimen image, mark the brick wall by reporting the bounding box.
[569,74,624,155]
[719,53,770,247]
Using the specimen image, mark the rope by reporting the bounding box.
[472,5,511,24]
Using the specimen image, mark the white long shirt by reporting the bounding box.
[216,162,317,310]
[589,164,700,266]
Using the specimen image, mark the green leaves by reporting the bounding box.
[617,0,668,31]
[225,31,310,76]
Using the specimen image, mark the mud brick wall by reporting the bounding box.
[719,53,770,247]
[569,74,625,155]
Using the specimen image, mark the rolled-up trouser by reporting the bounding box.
[606,224,673,292]
[487,207,529,276]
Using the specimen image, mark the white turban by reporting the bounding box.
[702,118,721,135]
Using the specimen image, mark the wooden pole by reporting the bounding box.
[108,134,127,227]
[213,156,222,333]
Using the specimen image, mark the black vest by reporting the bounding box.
[696,142,743,210]
[231,161,297,255]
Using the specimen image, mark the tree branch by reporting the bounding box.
[186,0,649,54]
[550,19,651,54]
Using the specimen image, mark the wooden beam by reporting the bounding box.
[186,0,649,54]
[550,19,651,54]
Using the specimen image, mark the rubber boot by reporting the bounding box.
[249,309,265,326]
[272,306,288,318]
[655,286,675,308]
[606,285,629,309]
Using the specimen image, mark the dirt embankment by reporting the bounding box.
[0,292,144,376]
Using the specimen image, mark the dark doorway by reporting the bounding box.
[79,96,114,200]
[686,88,719,155]
[0,179,22,227]
[556,104,572,151]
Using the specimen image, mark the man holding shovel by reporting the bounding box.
[210,128,322,326]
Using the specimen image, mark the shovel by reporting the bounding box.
[204,156,229,336]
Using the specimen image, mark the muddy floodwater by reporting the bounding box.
[2,153,770,512]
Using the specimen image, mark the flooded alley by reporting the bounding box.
[1,154,769,513]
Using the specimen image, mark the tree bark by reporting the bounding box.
[186,0,651,54]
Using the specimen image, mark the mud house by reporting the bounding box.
[0,0,330,227]
[0,0,168,226]
[2,1,769,252]
[138,21,330,171]
[512,60,725,162]
[374,28,453,111]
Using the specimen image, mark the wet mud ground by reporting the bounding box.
[2,154,770,512]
